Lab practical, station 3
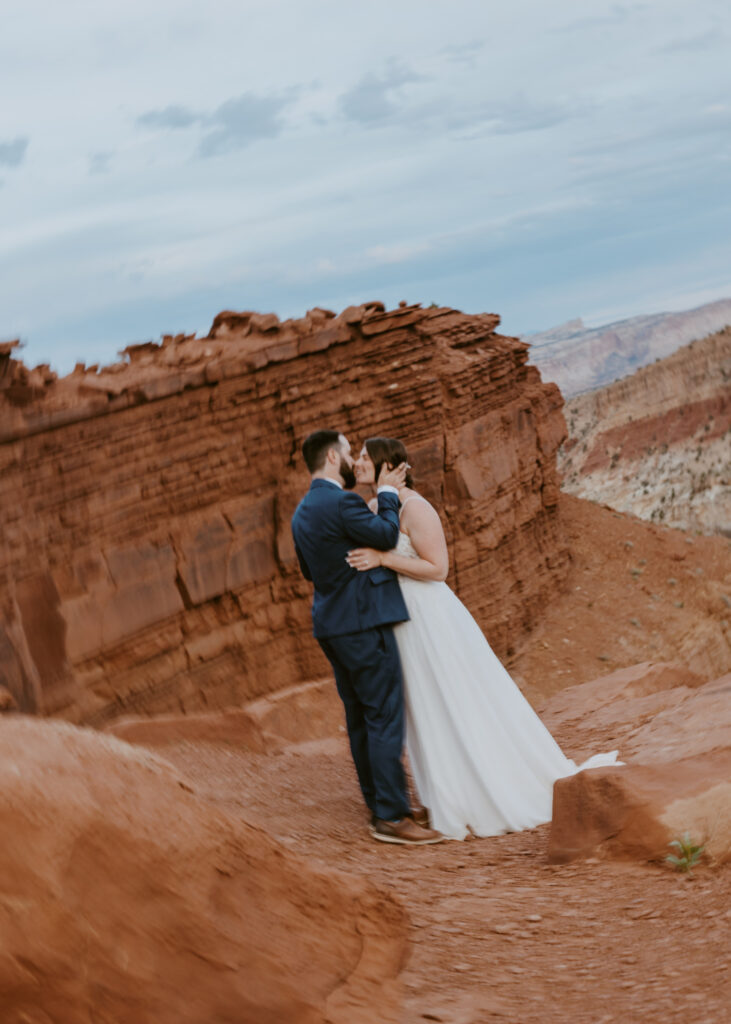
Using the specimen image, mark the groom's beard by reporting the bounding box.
[339,457,357,490]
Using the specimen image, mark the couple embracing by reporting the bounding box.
[291,430,619,846]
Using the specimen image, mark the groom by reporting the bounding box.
[291,430,444,845]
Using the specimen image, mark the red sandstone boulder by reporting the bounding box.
[549,751,731,866]
[0,717,407,1023]
[546,667,731,867]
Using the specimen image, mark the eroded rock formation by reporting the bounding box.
[559,329,731,535]
[0,716,407,1023]
[0,302,567,723]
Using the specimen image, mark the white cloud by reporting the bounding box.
[364,241,432,266]
[656,28,723,53]
[136,105,199,130]
[556,3,650,33]
[88,150,114,176]
[0,136,29,167]
[339,62,426,124]
[198,92,294,156]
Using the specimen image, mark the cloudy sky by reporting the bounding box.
[2,0,730,372]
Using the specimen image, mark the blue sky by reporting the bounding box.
[1,0,730,372]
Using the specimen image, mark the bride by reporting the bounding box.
[347,436,620,841]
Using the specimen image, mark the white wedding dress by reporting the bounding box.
[392,509,620,841]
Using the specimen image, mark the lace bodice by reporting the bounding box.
[396,494,426,559]
[396,531,418,558]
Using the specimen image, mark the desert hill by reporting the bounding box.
[528,297,731,397]
[507,493,730,701]
[559,328,730,537]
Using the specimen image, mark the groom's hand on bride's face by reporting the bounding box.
[378,461,407,489]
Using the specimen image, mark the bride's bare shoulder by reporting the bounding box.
[367,496,378,513]
[400,491,441,523]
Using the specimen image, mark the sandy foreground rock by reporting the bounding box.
[543,663,731,865]
[0,717,407,1024]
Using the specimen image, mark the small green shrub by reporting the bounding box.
[666,833,704,875]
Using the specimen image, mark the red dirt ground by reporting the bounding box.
[163,737,729,1024]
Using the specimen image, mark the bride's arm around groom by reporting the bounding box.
[348,492,449,582]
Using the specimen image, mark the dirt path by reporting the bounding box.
[163,737,730,1024]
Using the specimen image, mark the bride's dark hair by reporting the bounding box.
[364,437,414,488]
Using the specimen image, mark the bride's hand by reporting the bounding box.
[346,547,382,572]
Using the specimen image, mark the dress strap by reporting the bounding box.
[399,494,427,512]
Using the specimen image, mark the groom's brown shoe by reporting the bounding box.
[372,817,445,845]
[410,805,431,828]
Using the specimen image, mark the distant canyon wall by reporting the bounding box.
[0,303,568,723]
[559,328,731,535]
[529,298,731,398]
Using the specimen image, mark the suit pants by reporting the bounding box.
[318,625,409,822]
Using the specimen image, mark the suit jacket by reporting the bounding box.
[291,479,409,639]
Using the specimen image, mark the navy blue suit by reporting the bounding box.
[292,479,410,820]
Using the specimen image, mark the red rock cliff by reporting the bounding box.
[0,303,567,723]
[560,328,731,535]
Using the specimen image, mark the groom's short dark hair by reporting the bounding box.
[302,430,342,473]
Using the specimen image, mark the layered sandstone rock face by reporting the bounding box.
[0,716,407,1023]
[529,297,731,397]
[0,303,567,723]
[559,329,731,536]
